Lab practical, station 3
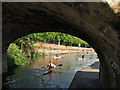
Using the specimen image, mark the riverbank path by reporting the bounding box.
[69,59,100,88]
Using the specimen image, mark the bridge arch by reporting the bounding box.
[2,2,120,88]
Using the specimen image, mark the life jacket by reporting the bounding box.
[49,63,53,69]
[56,54,59,57]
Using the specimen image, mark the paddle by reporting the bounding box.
[42,63,63,75]
[42,54,64,75]
[42,63,63,68]
[57,63,63,66]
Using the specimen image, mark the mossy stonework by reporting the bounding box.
[2,2,120,88]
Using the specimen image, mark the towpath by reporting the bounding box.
[69,59,100,88]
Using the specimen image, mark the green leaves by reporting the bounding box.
[15,32,90,48]
[7,43,27,68]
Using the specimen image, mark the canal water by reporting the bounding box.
[4,52,98,88]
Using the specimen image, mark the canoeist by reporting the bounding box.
[56,53,59,65]
[56,53,59,57]
[82,54,84,59]
[47,60,56,72]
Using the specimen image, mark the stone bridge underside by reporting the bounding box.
[2,2,120,88]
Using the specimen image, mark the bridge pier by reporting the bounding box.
[2,44,8,73]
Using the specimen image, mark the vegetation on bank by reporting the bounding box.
[7,43,45,71]
[7,32,90,70]
[7,43,27,68]
[15,32,90,48]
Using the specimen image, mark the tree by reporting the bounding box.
[15,32,90,48]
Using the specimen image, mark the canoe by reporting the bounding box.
[54,56,61,59]
[43,70,53,75]
[76,57,87,60]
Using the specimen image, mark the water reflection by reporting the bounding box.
[5,52,98,88]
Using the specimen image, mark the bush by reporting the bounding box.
[42,52,45,57]
[7,43,27,69]
[35,52,42,57]
[30,51,36,59]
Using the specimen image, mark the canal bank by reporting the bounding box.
[33,42,94,55]
[69,59,100,88]
[34,48,94,55]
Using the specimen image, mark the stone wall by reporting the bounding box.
[35,48,94,55]
[2,2,120,88]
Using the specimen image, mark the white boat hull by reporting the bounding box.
[54,56,61,59]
